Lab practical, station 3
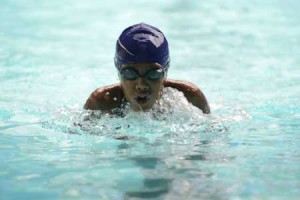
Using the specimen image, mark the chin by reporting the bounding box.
[131,102,154,112]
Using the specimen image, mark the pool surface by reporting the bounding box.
[1,0,300,199]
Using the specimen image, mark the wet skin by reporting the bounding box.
[84,63,210,114]
[120,63,165,111]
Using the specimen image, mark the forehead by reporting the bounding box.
[122,62,162,72]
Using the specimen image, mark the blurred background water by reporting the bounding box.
[1,0,300,199]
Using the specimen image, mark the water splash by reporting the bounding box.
[41,88,251,142]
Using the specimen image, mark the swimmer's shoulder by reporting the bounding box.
[164,79,211,114]
[84,84,124,111]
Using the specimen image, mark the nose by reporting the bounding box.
[136,78,149,91]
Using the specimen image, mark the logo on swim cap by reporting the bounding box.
[114,23,170,70]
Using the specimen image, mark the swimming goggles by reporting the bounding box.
[120,67,165,81]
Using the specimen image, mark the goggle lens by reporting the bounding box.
[121,68,165,81]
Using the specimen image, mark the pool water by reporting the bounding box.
[1,0,300,199]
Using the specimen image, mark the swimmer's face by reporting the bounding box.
[119,63,166,111]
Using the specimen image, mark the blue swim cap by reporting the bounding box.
[114,23,170,70]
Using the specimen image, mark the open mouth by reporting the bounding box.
[135,95,149,104]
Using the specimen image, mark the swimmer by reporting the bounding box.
[84,23,210,114]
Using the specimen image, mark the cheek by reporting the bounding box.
[151,81,164,95]
[121,80,135,96]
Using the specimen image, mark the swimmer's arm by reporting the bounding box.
[164,79,211,114]
[84,84,123,112]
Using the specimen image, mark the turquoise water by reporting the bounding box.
[1,0,300,199]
